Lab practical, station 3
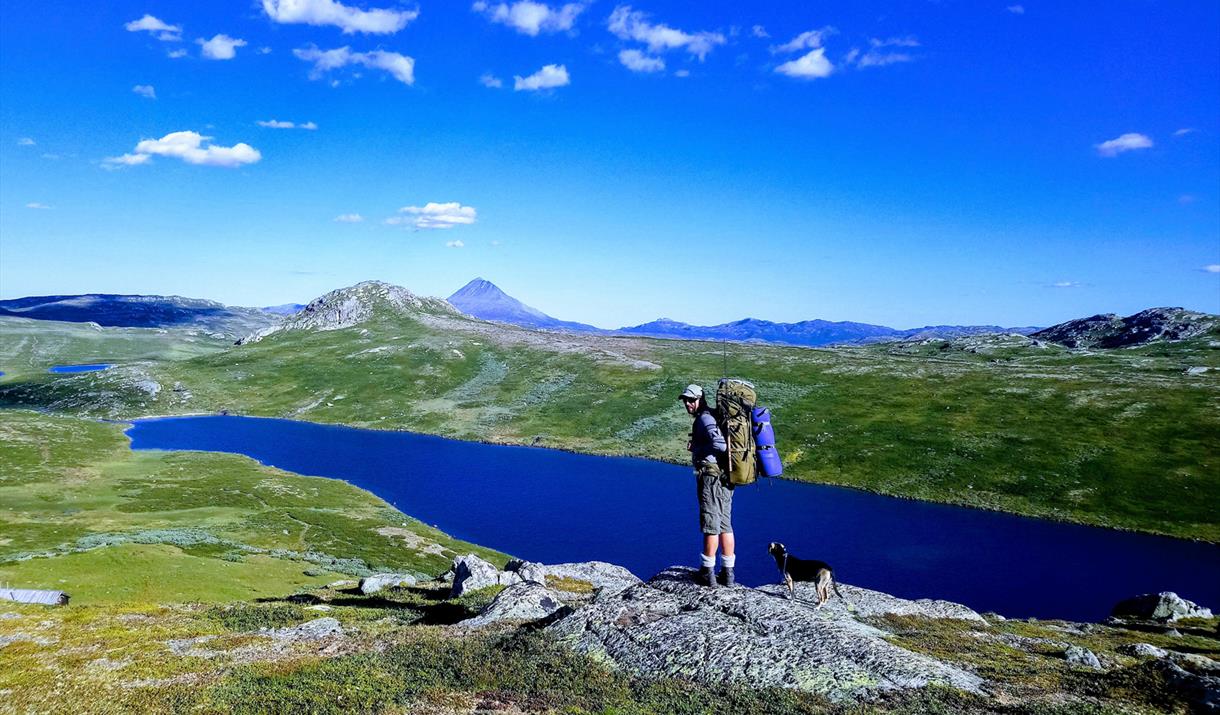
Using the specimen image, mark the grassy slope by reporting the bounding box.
[0,410,504,604]
[2,309,1218,540]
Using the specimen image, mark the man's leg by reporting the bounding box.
[720,532,735,557]
[704,533,719,558]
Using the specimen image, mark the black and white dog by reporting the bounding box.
[768,542,844,607]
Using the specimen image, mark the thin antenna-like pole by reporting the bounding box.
[722,338,728,377]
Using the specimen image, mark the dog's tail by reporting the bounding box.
[831,570,854,612]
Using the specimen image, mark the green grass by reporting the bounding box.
[0,409,504,604]
[2,309,1218,540]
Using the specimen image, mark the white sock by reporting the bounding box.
[722,554,736,568]
[700,553,715,568]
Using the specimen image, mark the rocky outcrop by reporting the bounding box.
[505,559,641,597]
[1112,592,1214,622]
[239,281,459,344]
[460,582,569,628]
[359,573,418,595]
[450,554,523,597]
[1032,307,1219,349]
[546,566,985,702]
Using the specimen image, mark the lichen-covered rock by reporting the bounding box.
[547,566,984,701]
[1119,643,1169,659]
[1064,645,1102,669]
[460,582,568,628]
[1111,592,1213,622]
[359,573,418,595]
[756,581,985,623]
[505,559,548,585]
[540,561,640,597]
[262,617,343,642]
[1154,660,1220,713]
[450,554,522,597]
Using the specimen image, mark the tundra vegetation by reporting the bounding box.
[0,286,1217,713]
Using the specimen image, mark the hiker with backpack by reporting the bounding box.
[681,379,785,588]
[681,384,737,587]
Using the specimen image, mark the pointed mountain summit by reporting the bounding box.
[448,278,602,333]
[239,281,458,343]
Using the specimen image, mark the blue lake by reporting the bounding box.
[49,364,113,373]
[126,415,1220,621]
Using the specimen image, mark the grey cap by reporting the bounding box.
[680,384,703,401]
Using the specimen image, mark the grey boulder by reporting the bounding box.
[359,573,418,595]
[1064,645,1102,669]
[547,566,984,702]
[1119,643,1169,659]
[261,617,344,642]
[460,582,569,628]
[1111,592,1213,622]
[450,554,522,598]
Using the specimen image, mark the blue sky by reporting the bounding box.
[1,1,1217,329]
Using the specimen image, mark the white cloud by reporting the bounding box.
[125,14,182,41]
[674,68,690,77]
[1049,280,1082,288]
[168,49,188,59]
[132,84,156,99]
[618,49,664,73]
[473,1,586,36]
[1095,132,1153,157]
[1007,5,1025,14]
[198,34,247,60]
[445,240,465,248]
[851,36,920,68]
[772,28,833,54]
[1202,264,1220,274]
[1174,127,1197,137]
[17,137,35,146]
[751,25,769,39]
[257,119,318,129]
[857,50,915,68]
[1178,194,1197,205]
[391,202,478,229]
[262,0,418,34]
[513,63,570,90]
[104,131,261,169]
[41,153,61,160]
[608,5,725,60]
[293,46,415,85]
[479,73,504,88]
[259,47,274,54]
[334,213,364,222]
[25,202,52,210]
[775,48,833,79]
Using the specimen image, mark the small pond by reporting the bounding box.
[48,364,113,374]
[126,415,1220,621]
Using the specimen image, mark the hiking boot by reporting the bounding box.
[717,567,736,587]
[696,566,716,587]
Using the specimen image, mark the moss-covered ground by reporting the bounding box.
[3,580,1215,714]
[3,308,1215,541]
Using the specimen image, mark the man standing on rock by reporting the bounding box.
[680,384,735,587]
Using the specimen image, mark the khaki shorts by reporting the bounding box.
[695,460,734,535]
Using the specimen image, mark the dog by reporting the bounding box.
[768,542,844,608]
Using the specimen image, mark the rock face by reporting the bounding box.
[359,573,418,595]
[1112,592,1214,622]
[1032,307,1219,349]
[460,582,569,628]
[508,560,641,597]
[547,566,985,701]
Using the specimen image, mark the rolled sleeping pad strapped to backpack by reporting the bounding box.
[752,406,783,478]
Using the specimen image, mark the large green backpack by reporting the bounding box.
[715,378,758,486]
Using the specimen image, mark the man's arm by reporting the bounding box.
[698,412,727,457]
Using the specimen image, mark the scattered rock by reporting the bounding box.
[359,573,418,595]
[548,566,984,701]
[1119,643,1169,659]
[460,582,568,628]
[1111,592,1213,622]
[1064,645,1102,669]
[304,604,333,612]
[505,559,548,584]
[261,617,343,642]
[450,554,522,598]
[1186,366,1210,376]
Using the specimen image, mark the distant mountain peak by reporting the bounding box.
[447,278,602,333]
[1032,307,1219,348]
